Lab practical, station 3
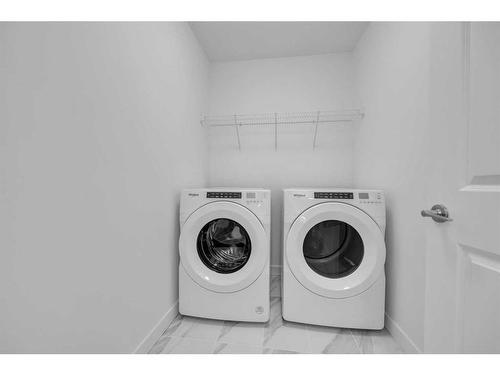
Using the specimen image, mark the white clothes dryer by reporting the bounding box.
[282,188,386,329]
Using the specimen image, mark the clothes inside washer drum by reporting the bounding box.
[197,218,252,274]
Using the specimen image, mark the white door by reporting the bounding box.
[424,22,500,353]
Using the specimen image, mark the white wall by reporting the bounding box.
[353,22,432,352]
[207,54,357,268]
[0,23,209,353]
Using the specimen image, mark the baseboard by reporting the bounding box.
[271,265,282,276]
[134,300,179,354]
[385,312,421,354]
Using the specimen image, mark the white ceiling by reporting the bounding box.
[189,22,369,62]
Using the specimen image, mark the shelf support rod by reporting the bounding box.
[233,114,241,151]
[274,112,278,151]
[313,111,320,149]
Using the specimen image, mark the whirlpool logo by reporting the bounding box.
[293,194,306,198]
[188,193,199,197]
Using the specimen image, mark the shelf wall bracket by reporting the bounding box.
[274,112,278,151]
[312,111,320,149]
[233,114,241,151]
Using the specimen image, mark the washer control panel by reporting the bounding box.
[245,191,266,205]
[206,191,242,199]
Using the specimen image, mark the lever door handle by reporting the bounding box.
[421,204,453,223]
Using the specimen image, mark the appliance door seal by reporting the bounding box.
[180,201,268,293]
[286,202,385,299]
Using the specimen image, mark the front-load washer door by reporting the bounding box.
[285,202,385,298]
[180,201,268,293]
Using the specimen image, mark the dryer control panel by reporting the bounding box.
[283,188,386,234]
[357,191,384,204]
[315,192,354,199]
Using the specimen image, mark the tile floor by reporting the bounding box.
[149,276,404,354]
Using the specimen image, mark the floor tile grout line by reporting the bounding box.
[349,329,363,353]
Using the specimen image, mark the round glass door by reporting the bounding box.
[197,218,251,274]
[303,220,364,278]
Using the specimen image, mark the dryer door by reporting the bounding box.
[180,201,268,293]
[285,202,385,298]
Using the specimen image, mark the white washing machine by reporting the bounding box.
[282,188,386,329]
[179,188,271,322]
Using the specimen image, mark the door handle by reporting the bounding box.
[421,204,453,223]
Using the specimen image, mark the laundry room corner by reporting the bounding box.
[205,52,360,271]
[352,22,432,353]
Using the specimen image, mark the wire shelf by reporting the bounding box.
[201,109,364,151]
